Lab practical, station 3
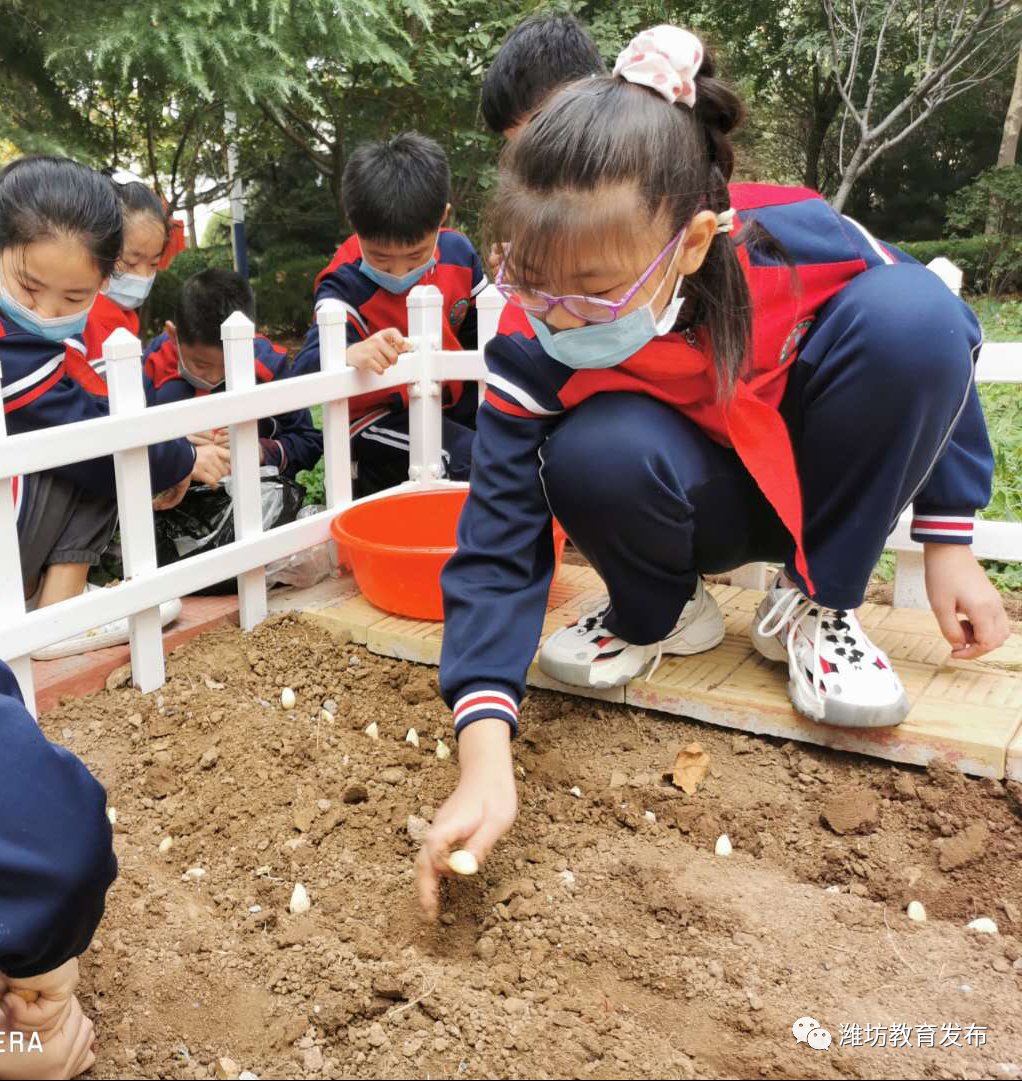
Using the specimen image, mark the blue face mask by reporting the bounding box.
[105,270,156,310]
[527,275,686,370]
[0,276,94,342]
[359,237,438,295]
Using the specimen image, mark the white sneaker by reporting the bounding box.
[538,577,725,689]
[750,573,909,728]
[31,584,183,660]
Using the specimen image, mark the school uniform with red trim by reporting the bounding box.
[143,333,322,478]
[0,658,117,978]
[441,183,993,737]
[83,292,140,369]
[1,316,196,536]
[290,228,487,493]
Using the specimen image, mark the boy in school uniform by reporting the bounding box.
[0,659,117,1080]
[144,268,322,479]
[481,12,607,139]
[291,132,487,497]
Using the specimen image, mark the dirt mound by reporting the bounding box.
[42,614,1022,1079]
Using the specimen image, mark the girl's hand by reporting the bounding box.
[924,543,1010,660]
[191,443,232,488]
[187,429,230,448]
[0,958,79,1036]
[416,718,518,921]
[347,329,413,375]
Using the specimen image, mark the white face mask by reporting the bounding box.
[0,271,95,342]
[105,269,156,310]
[527,277,685,369]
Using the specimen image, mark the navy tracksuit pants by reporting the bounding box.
[539,263,989,644]
[0,663,116,979]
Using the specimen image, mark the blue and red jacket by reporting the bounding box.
[291,228,487,426]
[1,315,196,524]
[143,333,322,479]
[0,659,117,978]
[83,292,140,365]
[439,183,994,737]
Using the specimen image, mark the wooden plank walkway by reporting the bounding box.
[305,565,1022,780]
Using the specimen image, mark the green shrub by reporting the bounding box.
[898,235,1022,295]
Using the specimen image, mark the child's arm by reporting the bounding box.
[0,661,114,1079]
[3,338,196,496]
[259,407,323,478]
[417,337,561,914]
[455,244,489,350]
[911,373,1008,658]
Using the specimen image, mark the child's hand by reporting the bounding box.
[187,429,230,448]
[0,993,95,1080]
[924,543,1010,660]
[152,475,190,511]
[347,329,413,375]
[416,718,517,921]
[191,443,232,488]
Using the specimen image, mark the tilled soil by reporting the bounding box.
[42,613,1022,1080]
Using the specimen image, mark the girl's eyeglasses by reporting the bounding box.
[495,228,685,325]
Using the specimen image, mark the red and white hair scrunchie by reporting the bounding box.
[613,25,704,108]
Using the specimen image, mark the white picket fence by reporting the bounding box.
[0,284,506,713]
[0,265,1018,713]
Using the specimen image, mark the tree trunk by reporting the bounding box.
[831,142,867,213]
[804,70,840,193]
[986,40,1022,234]
[996,40,1022,168]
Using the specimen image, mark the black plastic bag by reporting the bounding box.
[101,469,306,595]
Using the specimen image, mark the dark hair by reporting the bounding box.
[342,133,450,245]
[0,156,122,277]
[481,13,607,134]
[176,268,255,346]
[114,180,170,244]
[490,42,779,393]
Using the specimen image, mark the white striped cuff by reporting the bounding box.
[910,514,974,545]
[452,689,519,736]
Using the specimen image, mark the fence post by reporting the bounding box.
[926,257,963,297]
[892,550,928,609]
[406,285,445,484]
[105,327,166,692]
[317,300,353,508]
[475,284,505,408]
[222,311,267,629]
[0,396,34,709]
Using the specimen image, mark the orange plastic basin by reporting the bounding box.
[331,488,566,621]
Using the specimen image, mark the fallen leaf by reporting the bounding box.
[671,742,710,794]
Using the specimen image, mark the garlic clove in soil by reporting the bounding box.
[182,867,206,881]
[158,836,174,854]
[364,721,380,740]
[966,916,998,934]
[405,727,420,747]
[569,786,582,798]
[643,810,657,824]
[448,849,479,876]
[107,807,117,826]
[280,687,296,710]
[289,882,311,915]
[435,739,451,760]
[906,900,927,922]
[714,834,733,857]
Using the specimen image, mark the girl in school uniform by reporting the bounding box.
[0,156,228,630]
[82,179,168,366]
[417,26,1009,914]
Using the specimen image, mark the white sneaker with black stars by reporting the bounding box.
[750,573,909,728]
[538,577,726,689]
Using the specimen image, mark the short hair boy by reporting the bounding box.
[292,133,485,497]
[144,268,322,479]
